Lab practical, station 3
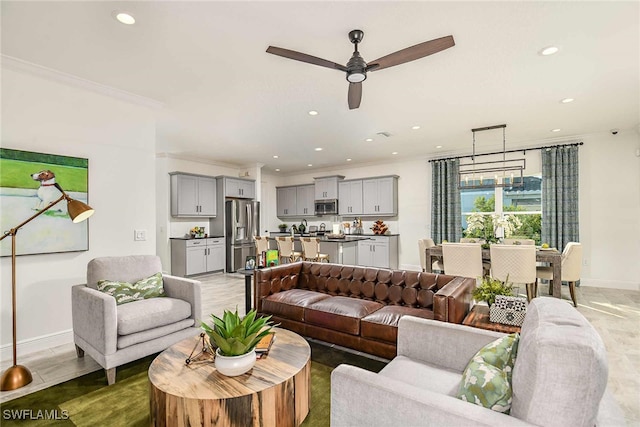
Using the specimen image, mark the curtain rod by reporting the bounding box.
[428,141,584,163]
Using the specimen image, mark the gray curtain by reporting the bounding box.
[431,159,461,243]
[542,146,579,251]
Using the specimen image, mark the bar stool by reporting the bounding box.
[301,237,330,262]
[275,236,302,264]
[254,236,270,257]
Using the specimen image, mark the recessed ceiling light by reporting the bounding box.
[436,145,443,149]
[273,155,279,159]
[365,138,373,142]
[391,152,398,155]
[307,164,313,167]
[315,147,323,151]
[540,46,559,56]
[308,110,318,116]
[346,158,352,162]
[411,126,421,130]
[275,168,280,172]
[551,128,561,132]
[561,98,574,104]
[114,11,136,25]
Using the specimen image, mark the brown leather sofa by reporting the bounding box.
[254,262,475,359]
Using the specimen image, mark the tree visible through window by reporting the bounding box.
[461,175,542,244]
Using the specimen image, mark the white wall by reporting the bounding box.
[0,67,157,360]
[268,130,640,290]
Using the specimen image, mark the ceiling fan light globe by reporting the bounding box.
[347,72,366,83]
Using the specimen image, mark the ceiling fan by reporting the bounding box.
[266,30,455,110]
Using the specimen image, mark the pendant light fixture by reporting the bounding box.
[458,124,525,189]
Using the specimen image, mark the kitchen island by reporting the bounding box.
[268,232,370,265]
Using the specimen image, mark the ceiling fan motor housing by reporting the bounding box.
[346,52,367,82]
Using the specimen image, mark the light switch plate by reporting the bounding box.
[134,229,147,241]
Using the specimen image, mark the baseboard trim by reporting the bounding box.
[580,278,640,291]
[0,329,73,363]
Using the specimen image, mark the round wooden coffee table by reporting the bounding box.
[149,328,310,427]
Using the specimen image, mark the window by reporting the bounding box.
[461,175,542,244]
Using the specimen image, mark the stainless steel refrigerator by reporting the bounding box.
[226,199,260,272]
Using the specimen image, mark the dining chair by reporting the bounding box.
[459,238,491,275]
[459,237,486,244]
[418,238,444,273]
[536,242,582,307]
[502,238,535,245]
[275,236,302,264]
[490,244,537,302]
[300,237,330,262]
[254,236,270,256]
[441,243,483,279]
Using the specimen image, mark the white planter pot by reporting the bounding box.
[215,349,256,376]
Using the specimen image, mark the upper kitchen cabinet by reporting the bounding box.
[362,176,398,216]
[276,186,297,217]
[296,184,315,216]
[223,177,255,199]
[170,173,217,217]
[314,175,344,200]
[338,180,363,216]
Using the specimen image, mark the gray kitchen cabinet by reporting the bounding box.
[171,238,225,277]
[224,177,255,199]
[356,235,398,269]
[276,186,297,217]
[296,184,315,216]
[314,175,344,200]
[338,180,363,216]
[170,173,217,217]
[362,176,398,216]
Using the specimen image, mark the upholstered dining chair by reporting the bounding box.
[254,236,270,256]
[459,238,491,275]
[418,238,444,273]
[301,237,330,262]
[536,242,582,307]
[490,244,537,302]
[442,243,483,280]
[72,255,201,385]
[502,238,535,245]
[275,236,302,263]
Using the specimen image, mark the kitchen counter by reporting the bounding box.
[170,236,224,240]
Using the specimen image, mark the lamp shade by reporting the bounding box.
[67,199,95,223]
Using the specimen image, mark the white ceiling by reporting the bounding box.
[2,1,639,174]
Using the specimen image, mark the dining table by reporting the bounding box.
[425,245,563,299]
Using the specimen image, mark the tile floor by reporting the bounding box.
[1,272,638,426]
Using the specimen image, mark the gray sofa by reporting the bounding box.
[72,255,201,384]
[331,297,624,426]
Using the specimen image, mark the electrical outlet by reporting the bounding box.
[582,258,588,266]
[134,230,146,241]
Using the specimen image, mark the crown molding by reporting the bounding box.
[1,54,165,109]
[156,152,242,169]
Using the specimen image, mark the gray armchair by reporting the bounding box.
[72,255,201,385]
[331,297,624,426]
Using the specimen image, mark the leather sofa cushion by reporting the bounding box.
[305,296,383,335]
[262,289,331,322]
[117,297,191,335]
[361,306,435,343]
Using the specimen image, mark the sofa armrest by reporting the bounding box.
[397,316,504,372]
[71,284,118,355]
[331,364,535,427]
[433,276,475,323]
[163,274,201,322]
[254,263,303,312]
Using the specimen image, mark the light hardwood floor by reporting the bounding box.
[1,272,638,426]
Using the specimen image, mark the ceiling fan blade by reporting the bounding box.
[348,82,362,110]
[266,46,347,72]
[367,35,455,72]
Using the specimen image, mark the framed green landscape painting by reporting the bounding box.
[0,148,89,256]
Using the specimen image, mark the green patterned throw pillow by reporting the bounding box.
[97,272,165,305]
[456,333,520,414]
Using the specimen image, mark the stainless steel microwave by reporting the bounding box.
[315,199,338,216]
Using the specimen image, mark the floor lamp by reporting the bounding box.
[0,183,94,391]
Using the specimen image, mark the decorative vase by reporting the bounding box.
[215,349,256,376]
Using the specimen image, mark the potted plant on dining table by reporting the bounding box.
[465,212,521,248]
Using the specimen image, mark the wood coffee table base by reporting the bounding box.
[149,329,311,427]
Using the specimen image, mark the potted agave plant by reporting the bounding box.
[201,308,274,376]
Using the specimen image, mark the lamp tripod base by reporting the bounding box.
[1,365,33,391]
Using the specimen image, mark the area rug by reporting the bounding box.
[0,341,386,426]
